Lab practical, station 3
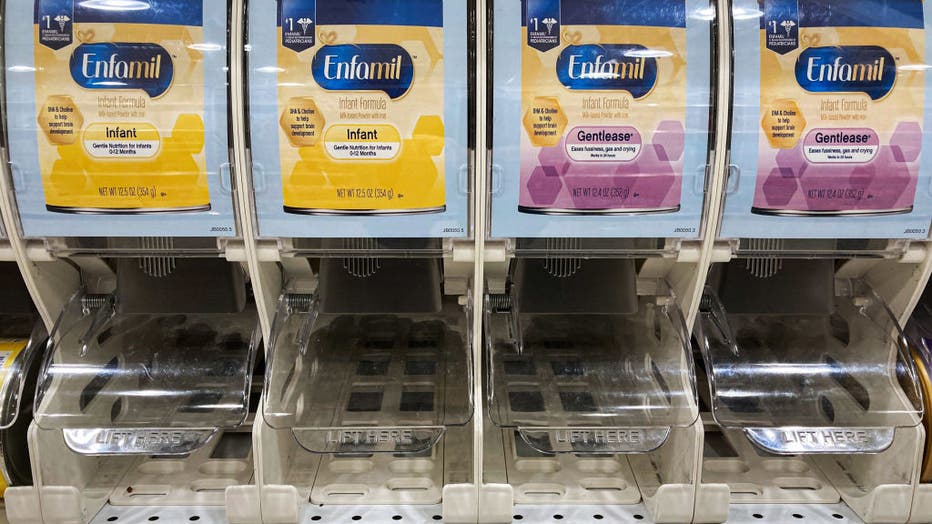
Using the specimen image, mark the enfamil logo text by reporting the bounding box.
[311,44,415,99]
[69,42,174,97]
[556,44,659,99]
[795,45,897,100]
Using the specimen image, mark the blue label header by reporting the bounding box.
[311,44,414,99]
[277,0,442,28]
[526,0,560,52]
[762,0,799,54]
[758,0,923,29]
[35,0,203,27]
[556,44,659,98]
[36,0,73,50]
[70,42,174,97]
[795,46,896,100]
[522,0,686,28]
[280,0,316,52]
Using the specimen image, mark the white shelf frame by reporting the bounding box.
[0,0,931,522]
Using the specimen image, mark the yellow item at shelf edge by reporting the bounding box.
[0,339,29,497]
[912,346,932,483]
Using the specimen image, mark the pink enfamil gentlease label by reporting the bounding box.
[518,0,687,215]
[753,0,925,216]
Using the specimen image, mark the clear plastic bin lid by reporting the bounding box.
[34,292,259,455]
[698,279,922,454]
[263,292,473,454]
[907,287,932,360]
[0,320,46,430]
[486,283,698,454]
[0,262,46,431]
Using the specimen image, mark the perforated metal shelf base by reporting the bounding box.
[727,503,863,524]
[84,502,867,523]
[89,505,226,524]
[302,504,445,522]
[510,504,864,524]
[88,504,449,524]
[511,503,651,522]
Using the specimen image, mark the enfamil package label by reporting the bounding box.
[520,1,686,215]
[491,0,711,238]
[722,0,932,239]
[4,0,235,237]
[248,0,469,238]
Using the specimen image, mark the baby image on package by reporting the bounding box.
[276,0,446,215]
[754,0,925,217]
[32,0,210,213]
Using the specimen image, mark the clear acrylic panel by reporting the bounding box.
[733,238,909,260]
[278,238,448,258]
[263,291,473,454]
[0,262,44,431]
[907,287,932,364]
[486,280,698,454]
[34,291,259,455]
[510,238,680,259]
[697,279,922,454]
[0,320,46,430]
[41,237,230,258]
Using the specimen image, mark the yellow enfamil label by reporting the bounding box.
[277,0,446,214]
[33,0,210,212]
